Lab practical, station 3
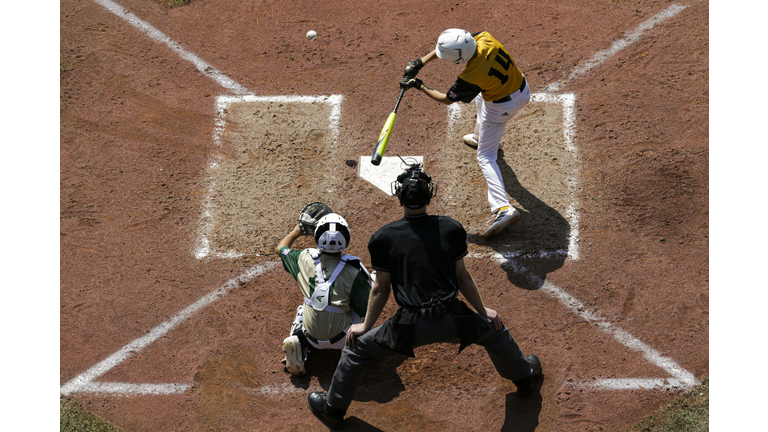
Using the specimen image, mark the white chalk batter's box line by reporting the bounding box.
[194,94,343,260]
[451,92,581,262]
[63,0,699,398]
[195,93,580,262]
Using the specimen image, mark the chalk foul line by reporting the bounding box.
[60,262,279,396]
[91,0,252,95]
[60,263,698,396]
[540,281,699,390]
[544,3,688,93]
[532,2,698,391]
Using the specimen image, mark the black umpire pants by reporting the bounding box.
[326,312,532,410]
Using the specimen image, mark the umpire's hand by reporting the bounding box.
[485,307,504,331]
[346,323,369,346]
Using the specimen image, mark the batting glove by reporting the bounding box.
[403,58,424,78]
[399,77,423,91]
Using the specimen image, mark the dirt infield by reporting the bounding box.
[60,0,708,431]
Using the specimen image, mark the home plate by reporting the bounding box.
[359,156,424,195]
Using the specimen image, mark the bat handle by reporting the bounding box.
[393,87,406,112]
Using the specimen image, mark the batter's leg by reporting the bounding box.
[476,113,511,212]
[475,88,531,213]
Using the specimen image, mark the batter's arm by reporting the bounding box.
[346,270,392,345]
[404,50,439,78]
[414,76,482,106]
[418,50,439,66]
[415,82,453,105]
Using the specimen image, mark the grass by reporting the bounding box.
[60,396,123,432]
[59,379,708,431]
[156,0,192,7]
[620,378,709,432]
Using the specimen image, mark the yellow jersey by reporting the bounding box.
[457,32,523,102]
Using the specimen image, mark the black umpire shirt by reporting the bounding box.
[367,214,468,308]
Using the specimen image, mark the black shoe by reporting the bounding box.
[308,391,346,430]
[528,354,542,376]
[515,355,542,398]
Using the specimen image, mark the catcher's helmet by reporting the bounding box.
[392,164,436,209]
[435,29,477,65]
[314,213,351,253]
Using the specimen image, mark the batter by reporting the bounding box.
[400,29,531,238]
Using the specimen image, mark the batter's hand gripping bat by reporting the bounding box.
[371,87,406,166]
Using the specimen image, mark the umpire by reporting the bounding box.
[307,163,542,430]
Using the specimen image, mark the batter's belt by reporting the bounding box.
[492,77,527,103]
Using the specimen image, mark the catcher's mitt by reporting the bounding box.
[298,202,333,236]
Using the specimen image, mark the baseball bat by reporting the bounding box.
[371,87,406,166]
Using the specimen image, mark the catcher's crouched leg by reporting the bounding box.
[282,335,306,376]
[282,305,311,376]
[289,305,312,350]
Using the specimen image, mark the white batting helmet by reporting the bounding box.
[314,213,351,253]
[435,29,477,64]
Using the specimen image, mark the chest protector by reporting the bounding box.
[306,249,370,313]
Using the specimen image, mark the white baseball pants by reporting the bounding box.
[473,80,531,213]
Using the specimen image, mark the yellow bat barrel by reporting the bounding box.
[371,112,396,166]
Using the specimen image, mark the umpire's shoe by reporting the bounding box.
[482,207,521,238]
[515,355,543,398]
[308,391,346,430]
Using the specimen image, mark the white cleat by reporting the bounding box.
[463,134,478,147]
[481,208,521,238]
[282,335,306,376]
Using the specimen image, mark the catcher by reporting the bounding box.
[277,203,373,375]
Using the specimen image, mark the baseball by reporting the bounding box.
[306,30,317,41]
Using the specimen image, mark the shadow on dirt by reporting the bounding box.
[473,149,571,291]
[287,348,407,404]
[501,375,544,431]
[339,417,386,431]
